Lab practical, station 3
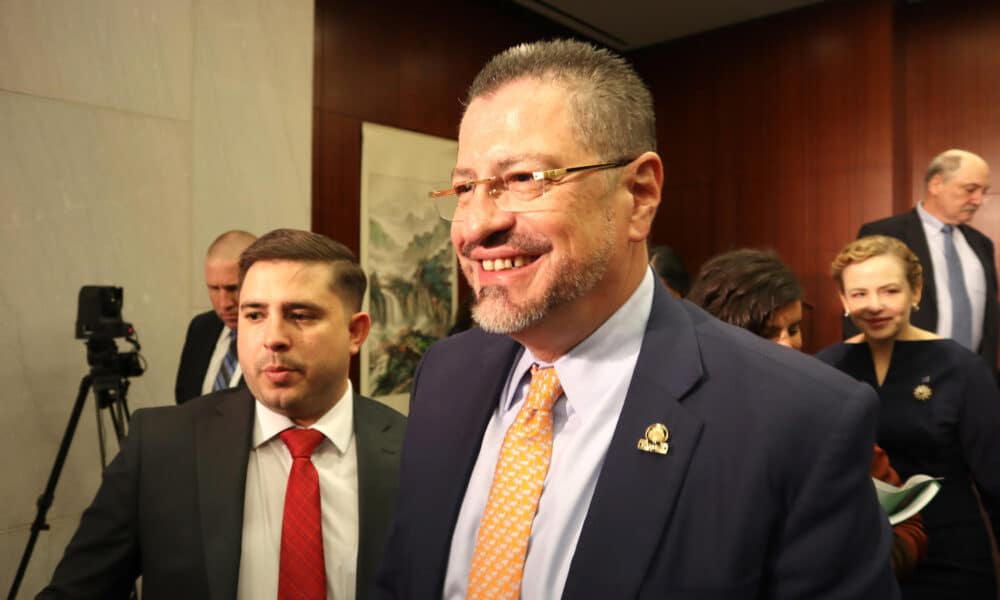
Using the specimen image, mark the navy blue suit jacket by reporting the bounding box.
[376,283,899,599]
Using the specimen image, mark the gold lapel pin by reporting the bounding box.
[913,383,932,402]
[637,423,669,455]
[913,375,932,402]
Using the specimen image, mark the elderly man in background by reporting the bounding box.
[850,149,997,370]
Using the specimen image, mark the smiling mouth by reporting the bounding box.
[480,255,539,272]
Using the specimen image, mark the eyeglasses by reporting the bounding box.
[428,158,635,222]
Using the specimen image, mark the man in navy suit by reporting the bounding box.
[848,149,997,370]
[175,230,256,404]
[375,40,899,599]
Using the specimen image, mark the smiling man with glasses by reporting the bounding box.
[377,39,898,600]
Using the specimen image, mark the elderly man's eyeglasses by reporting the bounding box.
[428,158,634,222]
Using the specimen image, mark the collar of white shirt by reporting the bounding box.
[252,380,354,454]
[916,201,949,234]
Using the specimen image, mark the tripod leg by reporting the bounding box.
[8,375,93,600]
[107,381,130,447]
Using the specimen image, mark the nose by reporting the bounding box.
[263,315,291,352]
[223,290,239,309]
[865,294,883,313]
[970,188,985,205]
[458,183,516,244]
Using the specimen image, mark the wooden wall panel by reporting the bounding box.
[312,0,582,387]
[900,0,1000,276]
[633,0,895,352]
[313,0,1000,357]
[313,0,584,238]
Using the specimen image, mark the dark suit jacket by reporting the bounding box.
[376,283,899,599]
[847,209,999,369]
[38,388,406,600]
[176,310,228,404]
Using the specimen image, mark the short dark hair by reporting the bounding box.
[687,249,803,337]
[649,245,691,296]
[466,39,656,160]
[239,228,367,311]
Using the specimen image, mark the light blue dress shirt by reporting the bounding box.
[443,268,655,600]
[916,203,986,350]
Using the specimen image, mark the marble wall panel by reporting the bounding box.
[0,0,192,120]
[190,0,312,306]
[0,0,313,592]
[0,89,191,592]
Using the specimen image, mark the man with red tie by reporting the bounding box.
[40,229,406,600]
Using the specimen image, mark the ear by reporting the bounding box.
[927,174,944,197]
[348,311,372,355]
[912,282,923,307]
[625,151,664,242]
[839,292,851,316]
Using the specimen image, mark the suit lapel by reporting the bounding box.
[960,223,994,279]
[354,393,402,599]
[195,388,254,600]
[562,286,706,599]
[904,209,939,328]
[193,314,225,389]
[355,392,399,522]
[418,335,521,592]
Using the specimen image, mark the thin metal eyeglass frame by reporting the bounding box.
[428,158,635,221]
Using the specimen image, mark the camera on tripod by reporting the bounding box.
[9,285,148,597]
[75,285,144,378]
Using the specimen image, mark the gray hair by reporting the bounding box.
[465,39,656,160]
[924,149,974,185]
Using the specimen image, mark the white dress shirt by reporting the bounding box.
[443,268,654,600]
[917,203,987,350]
[200,325,244,395]
[236,382,359,600]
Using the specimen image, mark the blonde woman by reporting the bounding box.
[818,235,1000,599]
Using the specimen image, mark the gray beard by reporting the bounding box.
[471,239,613,335]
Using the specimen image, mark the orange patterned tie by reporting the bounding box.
[467,365,563,600]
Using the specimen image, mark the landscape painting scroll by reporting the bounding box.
[359,123,457,414]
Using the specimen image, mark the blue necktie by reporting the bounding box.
[213,329,238,391]
[942,225,973,350]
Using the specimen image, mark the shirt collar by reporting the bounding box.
[506,268,655,419]
[916,202,947,232]
[252,380,354,454]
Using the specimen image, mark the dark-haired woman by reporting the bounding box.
[689,248,928,579]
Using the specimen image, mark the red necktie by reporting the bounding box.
[279,428,327,600]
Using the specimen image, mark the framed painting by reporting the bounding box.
[359,122,458,414]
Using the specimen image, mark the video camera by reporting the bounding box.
[75,286,144,378]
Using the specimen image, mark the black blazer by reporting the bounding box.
[175,311,246,404]
[38,388,406,600]
[377,283,899,599]
[846,209,999,369]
